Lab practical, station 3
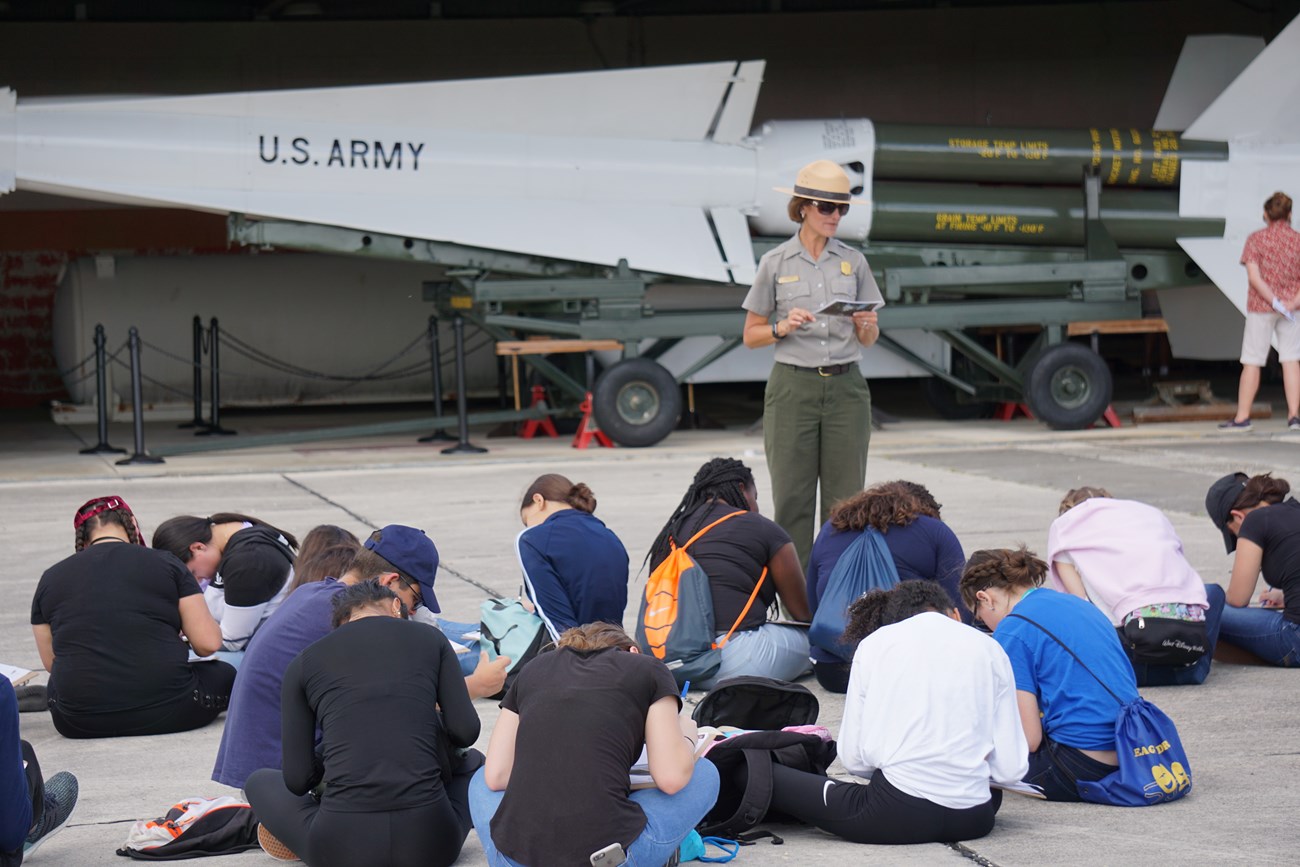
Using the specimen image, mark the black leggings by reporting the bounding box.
[48,662,236,739]
[768,765,1002,845]
[246,761,477,867]
[812,661,852,693]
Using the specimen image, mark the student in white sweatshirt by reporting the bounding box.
[762,580,1027,845]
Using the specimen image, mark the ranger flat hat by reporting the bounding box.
[773,159,869,204]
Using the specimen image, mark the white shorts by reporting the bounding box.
[1241,311,1300,366]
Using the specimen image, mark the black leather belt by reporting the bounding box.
[779,362,856,377]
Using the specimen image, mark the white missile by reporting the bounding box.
[1,61,782,284]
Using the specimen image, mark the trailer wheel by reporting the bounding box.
[593,358,681,447]
[1025,343,1112,430]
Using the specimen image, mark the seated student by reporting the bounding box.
[2,679,79,866]
[648,458,812,687]
[807,480,966,692]
[959,548,1140,802]
[32,497,235,739]
[247,580,482,867]
[212,525,508,791]
[286,524,359,594]
[1049,486,1224,686]
[753,581,1026,844]
[153,512,300,657]
[469,623,719,867]
[1206,472,1300,667]
[517,474,629,640]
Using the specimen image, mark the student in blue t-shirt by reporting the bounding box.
[807,480,966,692]
[517,474,630,640]
[959,547,1139,802]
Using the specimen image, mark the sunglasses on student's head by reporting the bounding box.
[808,200,850,217]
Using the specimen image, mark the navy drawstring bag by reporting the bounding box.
[1009,613,1193,807]
[808,528,899,662]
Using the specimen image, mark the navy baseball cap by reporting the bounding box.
[365,525,440,613]
[1205,473,1249,554]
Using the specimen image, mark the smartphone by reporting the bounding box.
[590,843,627,866]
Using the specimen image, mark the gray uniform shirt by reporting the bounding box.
[742,233,883,368]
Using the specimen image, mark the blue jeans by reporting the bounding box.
[437,618,482,678]
[1131,584,1226,686]
[1025,739,1117,803]
[1218,602,1300,667]
[468,760,720,867]
[698,623,811,690]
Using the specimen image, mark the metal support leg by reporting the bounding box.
[441,313,488,455]
[178,314,207,428]
[116,327,164,465]
[80,323,126,455]
[197,317,236,436]
[418,314,454,442]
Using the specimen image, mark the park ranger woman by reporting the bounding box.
[742,159,884,566]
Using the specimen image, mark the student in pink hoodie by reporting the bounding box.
[1047,487,1225,686]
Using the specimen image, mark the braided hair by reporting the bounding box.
[647,457,755,567]
[74,496,146,551]
[957,546,1046,613]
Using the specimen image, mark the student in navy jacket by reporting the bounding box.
[518,475,630,639]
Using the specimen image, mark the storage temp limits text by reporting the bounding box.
[257,135,426,171]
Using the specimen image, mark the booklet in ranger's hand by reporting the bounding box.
[815,299,884,317]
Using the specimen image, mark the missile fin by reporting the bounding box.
[1154,35,1263,132]
[710,60,765,145]
[1,88,14,194]
[1184,16,1300,141]
[710,206,758,284]
[25,63,743,142]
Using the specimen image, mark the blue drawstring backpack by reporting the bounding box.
[808,528,900,662]
[1009,613,1193,807]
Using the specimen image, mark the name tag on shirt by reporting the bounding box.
[777,275,800,284]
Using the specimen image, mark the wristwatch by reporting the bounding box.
[771,322,784,340]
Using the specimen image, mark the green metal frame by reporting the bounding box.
[228,168,1186,419]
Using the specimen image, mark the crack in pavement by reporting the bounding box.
[280,473,507,598]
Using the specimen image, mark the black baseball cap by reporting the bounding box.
[1205,472,1249,553]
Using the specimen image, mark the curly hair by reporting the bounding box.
[647,457,755,567]
[840,580,957,645]
[830,481,937,533]
[958,546,1046,612]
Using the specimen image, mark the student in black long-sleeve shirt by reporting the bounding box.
[246,581,482,867]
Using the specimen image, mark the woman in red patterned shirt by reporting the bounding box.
[1222,191,1300,431]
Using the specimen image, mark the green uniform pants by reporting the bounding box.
[763,363,872,568]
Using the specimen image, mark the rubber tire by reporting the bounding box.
[924,377,995,420]
[592,358,682,447]
[1024,342,1113,430]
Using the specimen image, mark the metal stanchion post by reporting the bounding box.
[441,313,487,455]
[80,323,126,455]
[116,327,164,465]
[178,314,207,428]
[418,314,454,442]
[196,317,236,436]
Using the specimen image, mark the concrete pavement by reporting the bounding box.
[3,410,1298,865]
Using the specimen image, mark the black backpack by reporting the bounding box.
[115,798,259,861]
[692,677,834,840]
[697,730,837,839]
[691,676,819,730]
